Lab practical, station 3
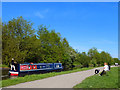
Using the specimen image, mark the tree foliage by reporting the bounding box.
[2,16,119,70]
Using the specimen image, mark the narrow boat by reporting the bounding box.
[9,63,63,76]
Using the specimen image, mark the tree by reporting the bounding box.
[88,47,98,59]
[2,16,35,65]
[100,51,113,65]
[0,18,1,64]
[2,16,116,71]
[113,58,120,64]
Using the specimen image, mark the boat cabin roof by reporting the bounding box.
[20,63,62,65]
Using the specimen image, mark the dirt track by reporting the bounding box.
[5,66,115,88]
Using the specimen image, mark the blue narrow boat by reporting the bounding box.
[9,63,63,76]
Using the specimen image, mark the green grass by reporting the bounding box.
[0,64,9,68]
[73,67,118,88]
[1,67,96,87]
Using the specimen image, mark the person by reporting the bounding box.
[100,62,109,76]
[11,58,15,70]
[108,64,111,71]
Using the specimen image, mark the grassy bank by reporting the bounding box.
[73,67,118,88]
[0,64,9,68]
[1,67,97,87]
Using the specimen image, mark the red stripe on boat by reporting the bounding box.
[10,73,18,76]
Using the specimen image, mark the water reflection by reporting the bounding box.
[2,68,9,80]
[2,75,18,80]
[2,68,19,80]
[10,76,18,79]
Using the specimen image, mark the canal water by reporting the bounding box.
[1,68,46,80]
[1,68,63,80]
[1,68,18,80]
[1,68,10,80]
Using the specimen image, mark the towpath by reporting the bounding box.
[5,66,115,88]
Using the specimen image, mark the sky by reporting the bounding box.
[2,2,118,58]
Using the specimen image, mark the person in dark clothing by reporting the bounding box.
[11,58,15,64]
[108,65,110,71]
[100,70,106,76]
[100,63,109,76]
[11,58,15,70]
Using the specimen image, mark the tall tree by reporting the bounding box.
[0,18,2,64]
[2,16,35,65]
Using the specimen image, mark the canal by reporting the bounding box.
[1,68,18,80]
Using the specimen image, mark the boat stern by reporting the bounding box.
[9,71,19,76]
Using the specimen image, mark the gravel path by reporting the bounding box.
[5,66,115,88]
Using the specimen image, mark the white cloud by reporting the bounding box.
[35,11,44,19]
[97,49,103,52]
[34,9,49,19]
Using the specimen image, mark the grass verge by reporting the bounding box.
[1,67,97,87]
[73,67,118,88]
[0,64,9,68]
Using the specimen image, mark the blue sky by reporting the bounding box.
[2,2,118,58]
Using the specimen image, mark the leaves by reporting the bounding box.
[2,16,119,70]
[2,16,35,65]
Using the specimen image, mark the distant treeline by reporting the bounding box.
[2,16,120,70]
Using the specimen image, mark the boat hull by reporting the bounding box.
[9,63,63,76]
[9,71,19,76]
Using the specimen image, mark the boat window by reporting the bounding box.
[42,65,46,68]
[40,66,42,69]
[34,66,35,68]
[28,65,31,69]
[55,64,62,68]
[56,64,59,68]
